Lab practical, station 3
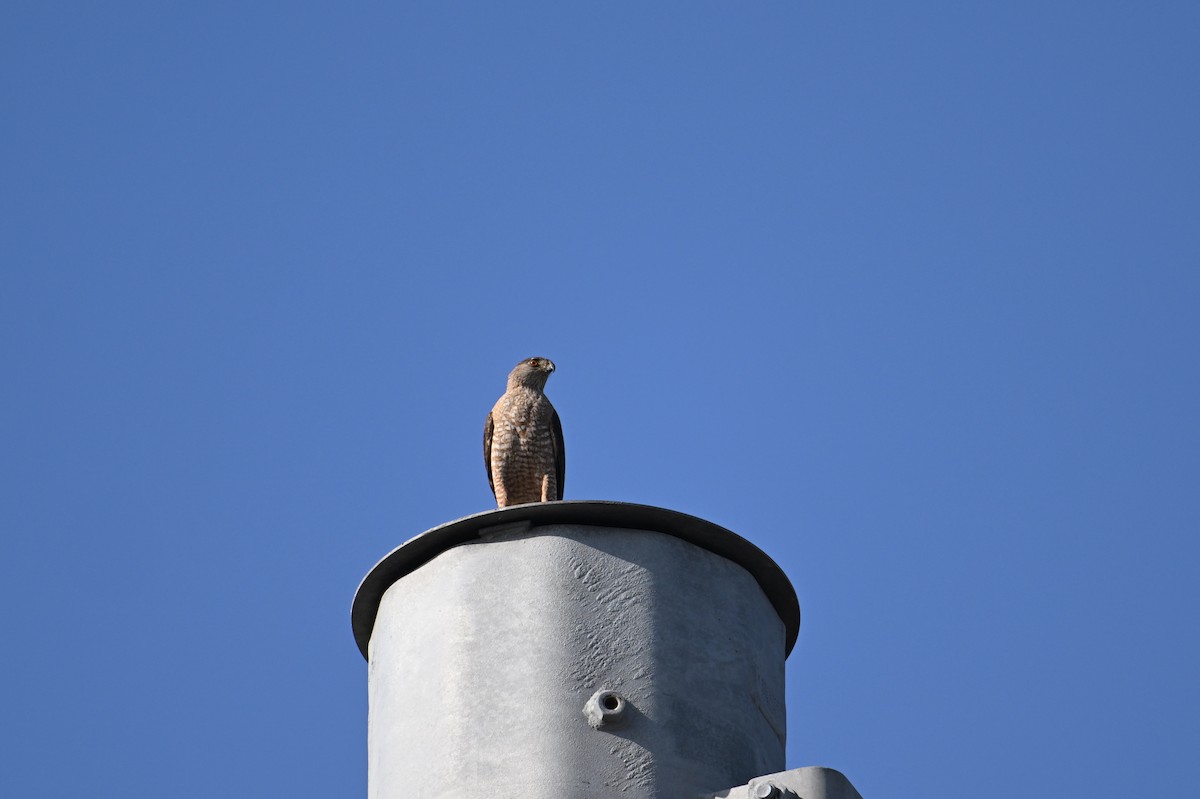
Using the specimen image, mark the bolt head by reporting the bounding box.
[752,783,780,799]
[583,689,628,729]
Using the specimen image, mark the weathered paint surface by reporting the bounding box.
[366,523,788,799]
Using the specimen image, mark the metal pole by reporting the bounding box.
[353,501,800,799]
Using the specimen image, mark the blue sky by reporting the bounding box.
[2,3,1197,797]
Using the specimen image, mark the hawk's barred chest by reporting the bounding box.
[491,388,556,452]
[488,387,559,506]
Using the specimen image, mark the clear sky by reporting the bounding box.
[2,3,1197,797]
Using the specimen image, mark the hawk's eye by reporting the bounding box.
[529,358,540,366]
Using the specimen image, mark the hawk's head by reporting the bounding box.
[508,356,556,391]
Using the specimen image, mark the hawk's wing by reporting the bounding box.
[551,408,565,501]
[483,411,496,499]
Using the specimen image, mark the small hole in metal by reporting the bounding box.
[601,693,620,711]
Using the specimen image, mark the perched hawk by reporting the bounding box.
[484,357,565,507]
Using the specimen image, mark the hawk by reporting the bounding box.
[484,357,565,507]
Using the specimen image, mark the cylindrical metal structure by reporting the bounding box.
[352,501,800,799]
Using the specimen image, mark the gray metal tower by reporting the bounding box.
[352,501,863,799]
